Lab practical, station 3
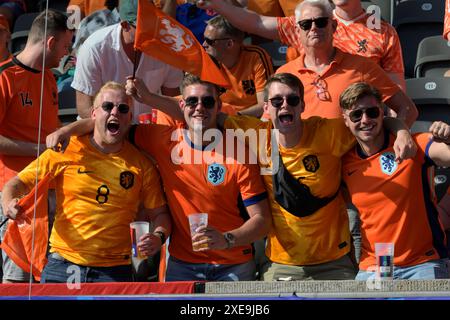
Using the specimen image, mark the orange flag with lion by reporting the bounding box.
[0,174,52,281]
[135,0,230,88]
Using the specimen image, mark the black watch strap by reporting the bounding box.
[153,231,166,246]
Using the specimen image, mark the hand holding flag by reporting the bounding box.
[134,0,230,88]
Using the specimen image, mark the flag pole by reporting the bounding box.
[0,217,8,229]
[132,50,138,79]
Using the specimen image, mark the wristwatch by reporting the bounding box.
[153,231,166,246]
[223,232,236,249]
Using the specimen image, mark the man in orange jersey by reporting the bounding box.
[197,0,405,89]
[0,10,73,283]
[48,73,272,281]
[2,82,171,283]
[67,0,109,20]
[203,15,274,117]
[340,82,450,280]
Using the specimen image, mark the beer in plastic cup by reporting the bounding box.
[130,221,150,259]
[375,242,394,280]
[188,213,208,251]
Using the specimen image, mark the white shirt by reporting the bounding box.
[72,23,183,122]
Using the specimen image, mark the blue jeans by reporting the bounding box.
[165,256,256,281]
[356,259,450,280]
[41,254,133,283]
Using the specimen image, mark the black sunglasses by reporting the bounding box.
[101,101,130,114]
[297,17,329,31]
[184,96,216,109]
[348,106,381,123]
[204,37,231,46]
[269,95,301,108]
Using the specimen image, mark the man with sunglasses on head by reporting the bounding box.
[340,82,450,280]
[72,0,183,122]
[197,0,405,90]
[202,15,274,117]
[2,82,171,283]
[47,73,272,282]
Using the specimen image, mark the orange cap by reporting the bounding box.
[0,15,10,32]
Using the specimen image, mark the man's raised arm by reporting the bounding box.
[196,0,280,40]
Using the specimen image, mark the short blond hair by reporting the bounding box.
[93,82,132,108]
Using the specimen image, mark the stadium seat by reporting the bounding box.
[58,108,78,126]
[415,36,450,78]
[362,0,393,24]
[392,0,445,78]
[9,12,39,55]
[257,40,287,69]
[58,86,77,125]
[406,77,450,133]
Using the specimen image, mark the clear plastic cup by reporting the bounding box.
[188,213,208,251]
[130,221,150,259]
[375,242,394,280]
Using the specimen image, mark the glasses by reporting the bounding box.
[204,37,231,46]
[297,17,329,31]
[348,106,381,123]
[100,101,130,114]
[184,96,216,109]
[311,76,330,101]
[269,95,301,108]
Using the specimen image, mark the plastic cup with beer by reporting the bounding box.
[375,242,394,280]
[188,213,208,251]
[130,221,150,259]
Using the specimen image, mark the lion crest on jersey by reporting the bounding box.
[120,171,134,189]
[207,163,225,186]
[159,18,194,52]
[379,152,397,175]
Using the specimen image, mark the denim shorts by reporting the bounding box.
[165,256,256,282]
[40,253,133,283]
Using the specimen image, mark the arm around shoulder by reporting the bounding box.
[384,90,418,128]
[428,121,450,167]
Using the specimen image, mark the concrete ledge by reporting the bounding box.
[204,280,450,297]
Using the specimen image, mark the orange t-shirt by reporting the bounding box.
[248,0,299,17]
[131,117,268,265]
[220,45,273,112]
[68,0,106,16]
[342,133,448,270]
[275,49,399,119]
[445,0,450,40]
[277,11,404,74]
[0,57,59,190]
